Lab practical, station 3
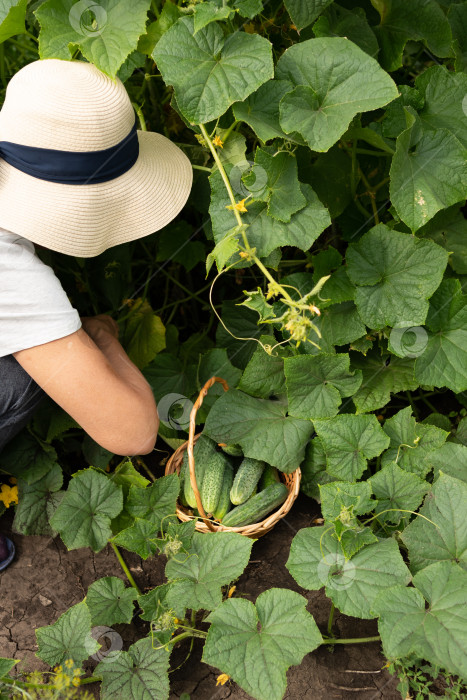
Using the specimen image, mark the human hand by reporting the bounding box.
[81,314,119,343]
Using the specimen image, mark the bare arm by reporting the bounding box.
[13,316,158,455]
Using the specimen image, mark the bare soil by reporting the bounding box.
[0,492,401,699]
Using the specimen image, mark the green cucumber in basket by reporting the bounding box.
[183,435,218,509]
[230,457,265,505]
[201,450,231,515]
[212,462,234,521]
[259,464,280,491]
[222,482,288,528]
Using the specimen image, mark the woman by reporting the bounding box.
[0,58,193,568]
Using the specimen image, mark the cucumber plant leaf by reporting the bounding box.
[13,463,63,536]
[400,473,467,573]
[86,576,137,626]
[381,406,448,478]
[284,353,362,419]
[370,0,452,71]
[164,532,253,616]
[36,601,99,667]
[276,37,398,152]
[153,16,273,123]
[390,120,467,233]
[350,348,418,414]
[203,588,322,700]
[204,389,313,472]
[286,528,411,619]
[346,224,448,329]
[415,279,467,393]
[0,0,27,43]
[368,462,430,525]
[49,469,123,552]
[372,561,467,679]
[95,637,170,700]
[125,474,179,530]
[36,0,152,76]
[283,0,334,30]
[313,414,390,482]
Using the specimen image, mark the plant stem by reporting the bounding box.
[322,635,380,645]
[198,123,294,303]
[327,602,335,637]
[110,542,142,594]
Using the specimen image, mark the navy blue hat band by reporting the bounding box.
[0,117,139,185]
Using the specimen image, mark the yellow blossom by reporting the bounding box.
[216,673,230,686]
[0,484,18,507]
[212,135,224,148]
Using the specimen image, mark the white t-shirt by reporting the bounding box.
[0,228,82,357]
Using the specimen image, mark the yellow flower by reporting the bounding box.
[216,673,230,686]
[212,135,224,148]
[0,484,18,507]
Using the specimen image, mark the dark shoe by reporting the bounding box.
[0,534,15,571]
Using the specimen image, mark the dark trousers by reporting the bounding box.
[0,355,45,453]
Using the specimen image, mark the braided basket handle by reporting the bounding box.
[187,376,229,531]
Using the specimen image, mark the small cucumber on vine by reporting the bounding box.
[184,435,218,509]
[222,483,288,527]
[212,462,234,521]
[259,464,280,490]
[201,451,230,515]
[230,457,265,505]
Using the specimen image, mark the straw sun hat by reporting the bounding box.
[0,58,193,257]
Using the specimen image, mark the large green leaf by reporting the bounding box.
[153,16,273,123]
[13,464,63,536]
[0,0,27,43]
[238,334,292,399]
[50,469,123,552]
[36,0,152,76]
[368,462,430,525]
[284,354,362,419]
[313,5,379,57]
[36,601,99,667]
[232,79,295,143]
[313,414,390,482]
[164,532,252,615]
[390,119,467,233]
[203,589,322,700]
[122,300,166,370]
[372,561,467,679]
[276,37,397,152]
[400,473,467,573]
[244,147,306,222]
[287,529,411,618]
[210,166,330,258]
[125,474,179,529]
[350,348,417,414]
[414,279,467,393]
[204,389,313,472]
[370,0,452,71]
[95,637,170,700]
[416,65,467,149]
[86,577,137,626]
[381,406,448,478]
[284,0,334,30]
[346,224,448,329]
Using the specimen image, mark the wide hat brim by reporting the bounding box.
[0,130,193,257]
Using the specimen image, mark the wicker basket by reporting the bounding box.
[164,376,301,538]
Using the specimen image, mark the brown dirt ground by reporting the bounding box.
[0,491,402,700]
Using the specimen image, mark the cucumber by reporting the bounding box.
[201,451,230,515]
[259,464,280,491]
[212,463,234,521]
[230,458,265,505]
[184,435,218,509]
[220,443,243,457]
[222,483,288,528]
